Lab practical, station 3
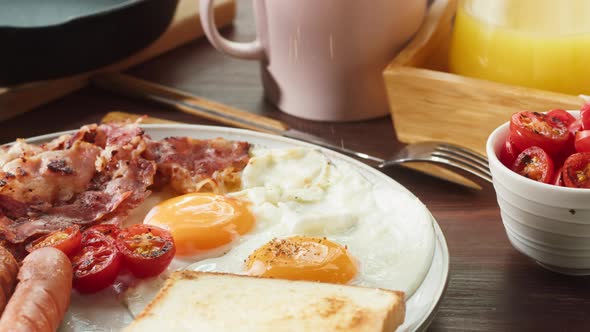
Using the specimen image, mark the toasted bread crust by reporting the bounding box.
[127,271,406,332]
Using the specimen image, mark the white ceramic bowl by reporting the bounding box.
[486,111,590,275]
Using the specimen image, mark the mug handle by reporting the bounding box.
[199,0,265,60]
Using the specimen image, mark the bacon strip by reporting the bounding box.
[0,122,155,244]
[145,137,250,194]
[0,141,100,206]
[0,140,44,168]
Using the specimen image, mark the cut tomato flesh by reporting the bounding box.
[25,225,82,257]
[562,153,590,188]
[511,146,555,184]
[510,111,571,157]
[116,224,175,278]
[72,230,122,294]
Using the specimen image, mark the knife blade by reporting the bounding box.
[91,73,386,166]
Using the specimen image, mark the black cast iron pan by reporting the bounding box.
[0,0,178,85]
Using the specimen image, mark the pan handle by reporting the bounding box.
[199,0,265,60]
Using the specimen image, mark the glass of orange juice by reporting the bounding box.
[449,0,590,95]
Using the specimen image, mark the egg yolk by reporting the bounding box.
[143,193,255,257]
[245,236,357,284]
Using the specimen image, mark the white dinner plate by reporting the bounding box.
[22,124,449,332]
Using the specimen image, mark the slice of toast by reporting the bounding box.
[124,271,405,332]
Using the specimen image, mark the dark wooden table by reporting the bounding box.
[2,3,590,331]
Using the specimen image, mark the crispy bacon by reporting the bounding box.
[69,122,145,150]
[144,137,250,194]
[40,134,71,151]
[0,141,100,205]
[0,122,250,251]
[0,196,27,219]
[0,122,155,245]
[0,140,44,168]
[0,158,156,243]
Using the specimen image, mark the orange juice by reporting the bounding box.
[449,0,590,95]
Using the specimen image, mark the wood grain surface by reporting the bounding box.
[384,66,583,155]
[2,2,590,331]
[92,73,288,133]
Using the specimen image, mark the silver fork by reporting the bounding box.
[298,138,493,186]
[284,128,492,185]
[376,141,492,184]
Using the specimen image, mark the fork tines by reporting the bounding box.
[431,144,492,183]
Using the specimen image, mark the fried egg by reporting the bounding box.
[245,236,358,284]
[144,193,255,257]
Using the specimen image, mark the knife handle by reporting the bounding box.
[91,72,289,134]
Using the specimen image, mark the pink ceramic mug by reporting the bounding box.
[199,0,427,122]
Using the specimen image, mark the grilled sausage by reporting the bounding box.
[0,247,72,332]
[0,246,18,314]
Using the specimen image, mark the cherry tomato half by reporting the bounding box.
[575,130,590,153]
[511,146,555,184]
[25,225,82,257]
[116,224,175,278]
[580,103,590,131]
[72,230,122,294]
[562,152,590,188]
[86,224,120,240]
[509,111,571,157]
[499,137,520,167]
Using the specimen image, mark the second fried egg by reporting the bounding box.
[245,236,358,284]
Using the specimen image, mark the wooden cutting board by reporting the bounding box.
[102,111,180,124]
[0,0,235,121]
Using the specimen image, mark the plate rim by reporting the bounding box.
[414,217,449,331]
[21,123,450,332]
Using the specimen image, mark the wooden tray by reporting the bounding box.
[383,0,584,155]
[0,0,235,121]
